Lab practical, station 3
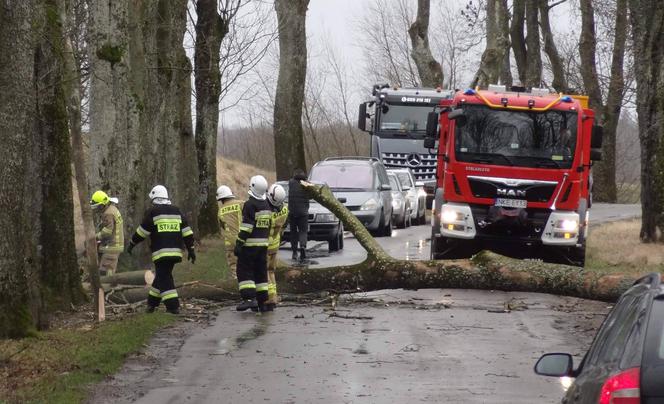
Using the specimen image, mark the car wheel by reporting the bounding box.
[397,212,406,229]
[383,212,393,237]
[328,236,340,252]
[339,229,344,250]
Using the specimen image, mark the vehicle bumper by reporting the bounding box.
[352,209,381,230]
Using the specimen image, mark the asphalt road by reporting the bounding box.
[89,203,640,403]
[277,203,641,268]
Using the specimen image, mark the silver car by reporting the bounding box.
[387,172,411,228]
[388,168,427,225]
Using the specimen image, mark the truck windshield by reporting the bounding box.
[379,104,433,134]
[454,105,578,169]
[309,163,375,190]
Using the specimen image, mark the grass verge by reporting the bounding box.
[0,313,176,404]
[174,237,230,284]
[587,219,664,277]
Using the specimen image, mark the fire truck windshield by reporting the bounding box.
[454,105,578,169]
[378,104,433,135]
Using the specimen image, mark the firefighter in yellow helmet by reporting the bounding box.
[265,183,288,311]
[216,185,244,280]
[90,190,124,276]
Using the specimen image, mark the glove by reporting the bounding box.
[234,242,242,257]
[127,242,135,255]
[188,249,196,264]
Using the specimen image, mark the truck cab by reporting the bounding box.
[358,85,453,203]
[426,85,603,266]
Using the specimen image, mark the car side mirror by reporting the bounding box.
[534,353,574,377]
[337,197,347,203]
[590,148,602,161]
[448,108,467,127]
[423,137,436,149]
[591,125,603,149]
[358,103,368,132]
[381,184,392,191]
[426,111,439,138]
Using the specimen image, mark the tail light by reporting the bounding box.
[598,367,640,404]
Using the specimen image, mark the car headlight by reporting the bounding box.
[391,199,402,209]
[441,209,464,223]
[360,198,379,211]
[316,213,338,223]
[557,219,578,232]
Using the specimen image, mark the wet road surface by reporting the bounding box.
[90,290,609,404]
[278,203,641,268]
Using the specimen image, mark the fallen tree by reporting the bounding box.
[101,182,639,304]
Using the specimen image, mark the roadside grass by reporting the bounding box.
[586,219,664,277]
[216,157,276,198]
[174,236,230,284]
[0,313,176,404]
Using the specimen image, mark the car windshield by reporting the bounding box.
[454,105,578,169]
[379,104,433,134]
[392,172,413,189]
[388,175,400,191]
[309,163,375,190]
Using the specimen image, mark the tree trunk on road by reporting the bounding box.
[273,0,309,180]
[194,0,227,238]
[408,0,443,88]
[472,0,510,88]
[629,0,664,242]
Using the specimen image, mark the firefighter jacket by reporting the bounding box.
[268,203,289,253]
[130,204,194,262]
[96,204,124,254]
[237,196,271,248]
[218,198,244,247]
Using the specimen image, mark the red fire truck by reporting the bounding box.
[424,85,603,266]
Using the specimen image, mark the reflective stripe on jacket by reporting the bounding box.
[130,204,194,262]
[237,197,271,248]
[97,204,124,254]
[268,203,289,252]
[218,199,244,247]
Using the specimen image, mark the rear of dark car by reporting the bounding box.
[641,291,664,403]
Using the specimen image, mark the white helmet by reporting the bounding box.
[267,184,286,206]
[216,185,234,201]
[248,175,268,200]
[149,185,169,200]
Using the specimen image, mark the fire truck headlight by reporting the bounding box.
[558,219,578,232]
[441,209,461,223]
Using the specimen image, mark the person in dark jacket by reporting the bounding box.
[288,168,309,261]
[128,185,195,314]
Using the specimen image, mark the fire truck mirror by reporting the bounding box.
[358,103,368,132]
[448,108,467,128]
[591,125,603,149]
[423,137,436,149]
[426,112,439,138]
[590,149,603,161]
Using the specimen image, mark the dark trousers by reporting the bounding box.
[289,214,308,250]
[147,258,180,311]
[237,246,268,304]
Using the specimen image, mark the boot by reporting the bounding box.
[264,303,276,312]
[299,248,306,261]
[292,248,298,261]
[236,298,258,312]
[166,307,180,315]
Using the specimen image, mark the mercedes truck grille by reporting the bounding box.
[381,152,437,180]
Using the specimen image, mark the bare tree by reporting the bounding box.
[471,0,510,87]
[408,0,443,87]
[524,1,542,87]
[273,0,309,179]
[539,0,568,92]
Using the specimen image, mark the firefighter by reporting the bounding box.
[266,183,288,311]
[90,190,124,276]
[234,175,272,312]
[216,185,243,279]
[127,185,195,314]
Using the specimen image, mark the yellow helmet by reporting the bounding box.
[90,190,110,207]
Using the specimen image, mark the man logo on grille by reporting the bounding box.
[407,153,421,167]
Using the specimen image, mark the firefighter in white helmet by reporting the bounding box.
[234,175,272,312]
[216,185,243,279]
[265,184,288,311]
[90,190,124,276]
[128,185,195,314]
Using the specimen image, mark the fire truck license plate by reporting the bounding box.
[495,198,527,208]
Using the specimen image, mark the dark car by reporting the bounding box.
[308,157,394,237]
[534,273,664,403]
[278,181,344,252]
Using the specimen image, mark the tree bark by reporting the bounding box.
[628,0,664,242]
[471,0,510,88]
[194,0,226,238]
[579,0,603,108]
[539,0,567,92]
[88,0,199,264]
[408,0,443,87]
[510,0,527,84]
[524,1,542,87]
[273,0,309,180]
